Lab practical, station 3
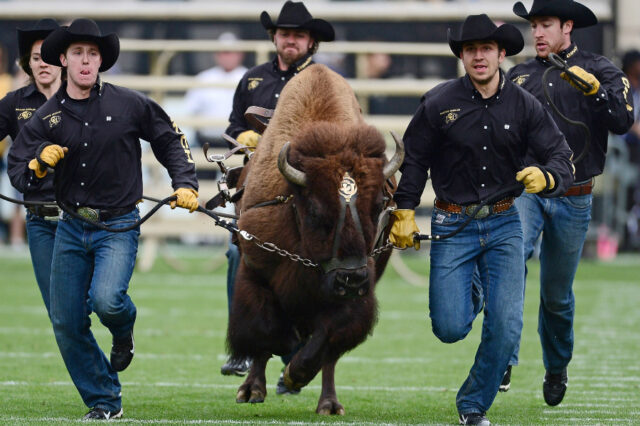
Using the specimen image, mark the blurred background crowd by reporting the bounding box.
[0,0,639,261]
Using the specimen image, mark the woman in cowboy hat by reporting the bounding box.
[390,14,574,425]
[3,19,61,319]
[221,2,335,391]
[10,18,199,420]
[506,0,634,405]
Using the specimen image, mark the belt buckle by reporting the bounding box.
[77,207,99,221]
[465,204,490,219]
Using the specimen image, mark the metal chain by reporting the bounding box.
[371,240,394,257]
[238,230,319,268]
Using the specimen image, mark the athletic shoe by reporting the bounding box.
[83,407,123,420]
[276,371,300,395]
[499,365,512,392]
[459,412,491,425]
[220,356,251,376]
[543,368,568,406]
[110,329,134,372]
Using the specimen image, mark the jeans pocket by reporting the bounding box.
[432,208,463,227]
[564,194,592,209]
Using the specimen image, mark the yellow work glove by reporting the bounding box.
[389,209,421,250]
[170,187,199,213]
[28,144,68,178]
[516,167,555,194]
[237,130,260,150]
[560,66,600,96]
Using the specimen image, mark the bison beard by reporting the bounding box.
[226,64,401,414]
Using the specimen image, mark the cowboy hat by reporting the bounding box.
[17,19,60,59]
[260,1,335,42]
[513,0,597,28]
[41,18,119,72]
[448,14,524,57]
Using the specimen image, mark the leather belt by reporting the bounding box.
[75,206,134,222]
[564,181,592,197]
[435,197,515,219]
[27,205,60,219]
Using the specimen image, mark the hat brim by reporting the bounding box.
[17,29,57,58]
[260,11,335,42]
[41,28,120,72]
[448,23,524,57]
[513,1,598,28]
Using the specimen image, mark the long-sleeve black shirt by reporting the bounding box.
[507,43,634,182]
[1,83,54,202]
[225,54,314,138]
[394,72,574,209]
[8,80,198,209]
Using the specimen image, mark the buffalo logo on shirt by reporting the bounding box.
[43,111,62,128]
[248,78,262,91]
[440,108,460,124]
[513,74,529,86]
[17,110,33,120]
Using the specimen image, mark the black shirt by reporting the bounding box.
[507,43,634,182]
[394,72,574,209]
[8,80,198,209]
[225,54,314,138]
[1,83,54,202]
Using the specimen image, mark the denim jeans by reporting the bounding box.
[49,209,140,412]
[226,238,240,316]
[429,205,524,415]
[25,212,58,316]
[514,193,592,374]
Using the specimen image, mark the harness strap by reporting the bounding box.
[244,106,274,134]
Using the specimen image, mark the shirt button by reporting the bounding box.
[80,182,84,186]
[483,125,488,129]
[482,166,487,170]
[84,122,88,126]
[485,105,488,108]
[84,143,88,147]
[76,202,80,206]
[549,83,553,86]
[275,93,279,98]
[82,163,86,167]
[483,146,487,150]
[281,77,285,81]
[481,184,485,188]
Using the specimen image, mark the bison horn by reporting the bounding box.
[383,131,405,179]
[278,142,307,187]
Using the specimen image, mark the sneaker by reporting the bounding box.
[110,329,134,372]
[276,371,300,395]
[499,365,512,392]
[220,356,251,376]
[83,407,123,420]
[459,412,491,425]
[543,368,568,406]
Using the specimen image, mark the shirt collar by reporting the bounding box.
[271,53,314,75]
[21,83,39,98]
[536,42,579,65]
[57,77,103,103]
[462,70,506,101]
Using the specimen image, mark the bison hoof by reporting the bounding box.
[249,389,266,403]
[236,387,266,404]
[316,399,345,415]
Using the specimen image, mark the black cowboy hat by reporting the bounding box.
[41,18,119,72]
[448,14,524,57]
[260,1,335,42]
[17,19,60,59]
[513,0,597,28]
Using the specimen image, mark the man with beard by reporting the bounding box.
[220,1,334,392]
[504,0,634,405]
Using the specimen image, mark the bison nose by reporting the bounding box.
[334,267,369,297]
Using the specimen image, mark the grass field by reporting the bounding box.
[1,244,639,425]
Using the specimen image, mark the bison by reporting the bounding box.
[228,64,403,415]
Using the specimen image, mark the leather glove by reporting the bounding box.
[516,167,555,194]
[389,209,421,250]
[560,66,600,96]
[28,143,68,178]
[170,187,199,213]
[237,130,260,150]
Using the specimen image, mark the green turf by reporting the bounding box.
[0,244,638,424]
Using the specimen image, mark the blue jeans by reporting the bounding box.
[429,205,524,415]
[25,212,58,317]
[49,210,140,412]
[514,193,591,373]
[226,239,240,316]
